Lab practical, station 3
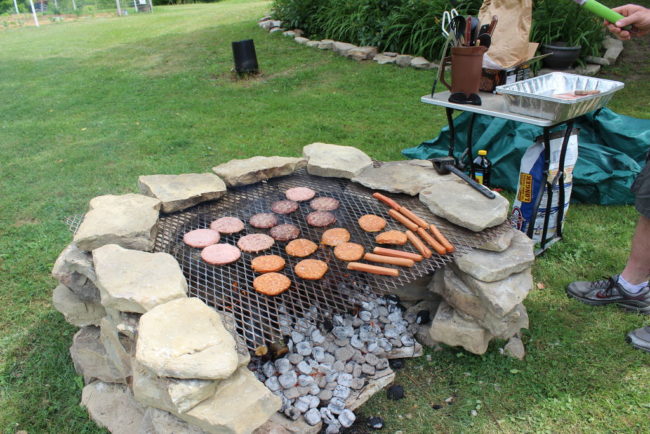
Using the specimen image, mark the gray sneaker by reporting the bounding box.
[566,275,650,314]
[627,326,650,353]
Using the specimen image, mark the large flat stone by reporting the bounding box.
[254,413,319,434]
[455,230,535,282]
[475,227,515,252]
[212,156,306,187]
[419,179,509,231]
[454,264,533,317]
[105,307,140,340]
[52,243,100,302]
[136,298,239,380]
[74,194,161,252]
[352,160,442,196]
[53,284,105,327]
[141,407,209,434]
[100,316,134,380]
[429,301,493,355]
[179,367,282,434]
[93,244,188,314]
[303,143,372,179]
[389,275,436,301]
[348,368,395,412]
[81,381,145,434]
[138,173,227,213]
[133,360,218,414]
[70,327,129,384]
[347,46,377,60]
[333,41,357,55]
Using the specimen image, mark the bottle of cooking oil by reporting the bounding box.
[472,150,492,188]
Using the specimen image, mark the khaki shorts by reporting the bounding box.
[632,151,650,218]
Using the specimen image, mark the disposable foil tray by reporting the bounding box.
[496,72,624,122]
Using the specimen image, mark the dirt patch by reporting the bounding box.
[599,37,650,82]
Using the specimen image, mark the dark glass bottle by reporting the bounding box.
[472,150,492,188]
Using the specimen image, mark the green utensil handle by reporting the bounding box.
[577,0,632,30]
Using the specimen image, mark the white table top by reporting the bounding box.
[421,91,556,127]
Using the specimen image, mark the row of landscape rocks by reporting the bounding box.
[258,16,625,76]
[53,142,530,433]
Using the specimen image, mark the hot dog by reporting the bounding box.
[416,227,447,255]
[398,206,428,228]
[372,192,401,210]
[429,224,455,253]
[363,253,414,267]
[373,247,423,262]
[388,209,419,231]
[347,262,400,276]
[405,230,432,259]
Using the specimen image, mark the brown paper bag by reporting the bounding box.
[479,0,538,69]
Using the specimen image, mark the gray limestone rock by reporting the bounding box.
[504,335,526,360]
[51,243,100,302]
[475,227,515,252]
[74,193,161,252]
[395,54,413,67]
[303,143,372,179]
[136,298,238,380]
[93,244,187,313]
[81,381,145,433]
[347,46,378,61]
[212,156,306,187]
[295,36,310,45]
[70,327,128,384]
[333,41,357,55]
[429,302,493,355]
[352,160,441,196]
[410,56,432,69]
[140,407,208,434]
[374,54,397,64]
[53,284,105,327]
[318,39,335,50]
[306,41,320,48]
[419,180,509,232]
[138,173,227,213]
[99,316,133,380]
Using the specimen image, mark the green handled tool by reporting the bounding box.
[572,0,632,30]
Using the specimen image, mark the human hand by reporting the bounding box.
[605,4,650,40]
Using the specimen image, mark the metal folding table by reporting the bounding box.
[421,91,580,254]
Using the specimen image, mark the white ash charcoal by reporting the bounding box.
[378,306,389,317]
[352,364,362,378]
[323,353,336,365]
[295,318,312,333]
[326,370,339,383]
[312,346,326,362]
[287,340,294,352]
[265,376,281,392]
[388,310,403,323]
[280,395,291,412]
[304,408,322,426]
[294,398,310,413]
[284,406,301,420]
[375,358,389,370]
[306,394,320,408]
[359,325,374,342]
[337,372,353,387]
[325,421,342,434]
[334,338,349,347]
[325,341,338,353]
[344,361,354,374]
[309,382,321,396]
[298,374,314,387]
[352,317,363,328]
[332,326,354,340]
[390,337,403,348]
[333,385,351,400]
[335,346,354,362]
[359,310,372,322]
[308,358,319,369]
[384,325,400,339]
[352,350,365,364]
[362,364,376,376]
[297,361,313,375]
[401,335,415,347]
[275,358,292,374]
[280,326,292,336]
[379,315,390,324]
[296,341,313,356]
[319,389,333,401]
[328,397,346,414]
[326,381,337,391]
[333,360,345,372]
[289,353,303,365]
[296,386,309,396]
[320,407,337,425]
[333,314,345,326]
[367,341,380,354]
[311,329,326,344]
[350,335,365,350]
[279,371,298,389]
[361,301,373,311]
[318,375,327,388]
[339,409,356,428]
[365,353,379,366]
[279,315,292,327]
[351,378,365,390]
[376,297,386,306]
[291,331,305,344]
[262,361,276,378]
[378,338,392,351]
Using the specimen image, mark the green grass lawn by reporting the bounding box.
[1,2,648,432]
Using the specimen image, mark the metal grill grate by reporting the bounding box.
[152,168,508,351]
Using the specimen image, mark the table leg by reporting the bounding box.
[445,107,456,162]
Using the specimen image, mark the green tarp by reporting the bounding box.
[402,108,650,205]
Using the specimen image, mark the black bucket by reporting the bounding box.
[232,39,259,74]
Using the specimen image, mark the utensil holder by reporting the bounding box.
[440,45,487,96]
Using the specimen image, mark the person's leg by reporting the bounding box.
[620,215,650,285]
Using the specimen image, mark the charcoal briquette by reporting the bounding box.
[387,384,405,400]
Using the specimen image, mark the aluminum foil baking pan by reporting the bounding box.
[496,72,624,122]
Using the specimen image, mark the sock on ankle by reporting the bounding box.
[617,275,648,294]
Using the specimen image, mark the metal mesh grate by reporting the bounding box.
[152,168,509,351]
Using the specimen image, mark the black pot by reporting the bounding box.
[541,42,581,70]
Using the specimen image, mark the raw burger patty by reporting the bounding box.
[295,259,328,280]
[183,229,220,248]
[285,187,316,202]
[270,224,300,241]
[358,214,387,232]
[375,230,408,245]
[334,242,365,261]
[271,200,299,215]
[210,217,245,234]
[201,243,241,265]
[253,272,291,296]
[237,233,275,253]
[321,228,351,247]
[306,211,336,227]
[251,255,286,273]
[249,213,278,229]
[286,238,318,257]
[310,197,340,211]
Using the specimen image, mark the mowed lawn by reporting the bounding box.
[1,2,648,432]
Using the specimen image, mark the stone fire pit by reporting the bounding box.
[52,142,534,433]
